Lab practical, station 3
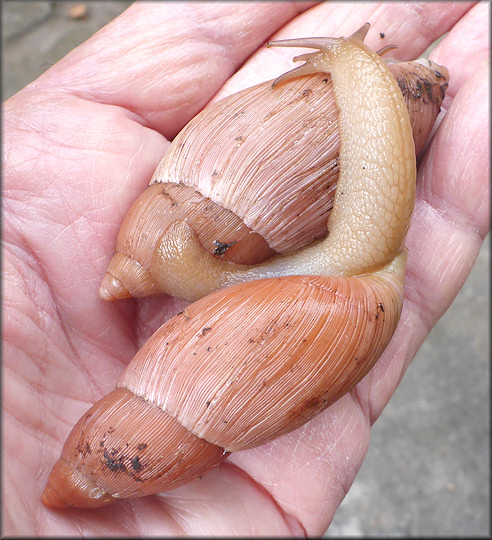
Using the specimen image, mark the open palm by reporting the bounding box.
[3,2,488,536]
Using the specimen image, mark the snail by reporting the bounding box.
[42,23,447,509]
[98,28,448,302]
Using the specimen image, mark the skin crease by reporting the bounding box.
[2,1,489,536]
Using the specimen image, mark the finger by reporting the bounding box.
[366,59,489,424]
[158,466,304,535]
[28,1,317,138]
[212,1,475,98]
[430,1,489,98]
[406,61,489,323]
[226,393,369,535]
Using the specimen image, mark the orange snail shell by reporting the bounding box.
[43,263,404,508]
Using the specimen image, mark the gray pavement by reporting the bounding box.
[2,2,489,536]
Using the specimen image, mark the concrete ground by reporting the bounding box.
[3,2,489,536]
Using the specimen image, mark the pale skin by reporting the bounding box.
[2,1,489,536]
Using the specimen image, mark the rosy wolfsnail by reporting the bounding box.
[98,27,448,302]
[42,23,447,509]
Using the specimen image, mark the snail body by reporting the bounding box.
[99,33,448,301]
[43,24,443,508]
[151,25,418,301]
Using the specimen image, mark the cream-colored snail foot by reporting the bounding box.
[151,221,239,302]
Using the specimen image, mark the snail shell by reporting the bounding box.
[43,256,405,508]
[42,24,442,508]
[99,47,448,301]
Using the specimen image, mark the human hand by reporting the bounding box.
[3,2,488,536]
